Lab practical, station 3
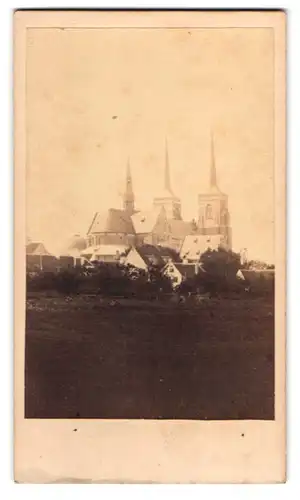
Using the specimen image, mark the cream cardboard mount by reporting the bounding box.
[14,10,286,484]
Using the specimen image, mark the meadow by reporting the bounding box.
[25,294,274,420]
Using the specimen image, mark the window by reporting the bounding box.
[206,204,213,219]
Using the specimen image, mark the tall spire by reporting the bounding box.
[210,131,218,188]
[152,139,182,219]
[164,138,173,194]
[123,157,135,214]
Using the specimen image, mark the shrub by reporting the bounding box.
[54,269,82,295]
[198,247,241,295]
[26,271,56,292]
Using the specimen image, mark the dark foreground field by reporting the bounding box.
[25,295,274,420]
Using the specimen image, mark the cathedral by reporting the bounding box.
[83,136,232,263]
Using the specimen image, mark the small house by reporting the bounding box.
[125,244,178,272]
[163,261,205,288]
[26,241,58,271]
[180,234,227,263]
[81,244,129,264]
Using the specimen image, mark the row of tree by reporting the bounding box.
[26,248,274,298]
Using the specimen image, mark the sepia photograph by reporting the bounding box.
[14,10,286,483]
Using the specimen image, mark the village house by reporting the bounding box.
[163,261,206,288]
[26,241,58,271]
[124,244,178,272]
[81,244,128,264]
[180,233,225,263]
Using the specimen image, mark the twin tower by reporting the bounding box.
[123,135,232,249]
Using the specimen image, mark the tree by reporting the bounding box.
[147,264,173,294]
[199,247,241,295]
[54,268,83,295]
[26,270,56,292]
[244,259,275,270]
[89,262,131,296]
[122,263,173,299]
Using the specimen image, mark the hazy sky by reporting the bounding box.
[26,27,274,262]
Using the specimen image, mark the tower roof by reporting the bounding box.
[209,132,223,194]
[87,208,135,235]
[164,138,174,196]
[154,139,180,200]
[124,157,134,202]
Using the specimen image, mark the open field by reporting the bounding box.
[25,294,274,420]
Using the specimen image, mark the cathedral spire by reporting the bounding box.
[210,131,218,189]
[152,139,182,220]
[164,138,173,195]
[123,157,135,214]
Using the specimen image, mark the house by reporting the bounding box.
[26,241,58,271]
[81,244,129,264]
[180,233,226,262]
[124,244,177,272]
[163,261,205,288]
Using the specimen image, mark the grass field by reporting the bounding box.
[25,294,274,420]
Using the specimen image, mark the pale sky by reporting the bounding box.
[26,27,274,263]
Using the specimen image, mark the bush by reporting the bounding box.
[26,271,56,292]
[27,268,83,295]
[84,262,132,297]
[26,253,273,300]
[198,247,241,295]
[54,269,82,295]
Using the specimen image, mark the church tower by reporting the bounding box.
[197,133,232,248]
[153,140,182,220]
[123,158,135,215]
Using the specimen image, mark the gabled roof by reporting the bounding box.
[166,262,206,279]
[132,244,169,268]
[180,234,224,261]
[131,207,162,234]
[156,245,180,262]
[26,242,51,256]
[88,208,135,235]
